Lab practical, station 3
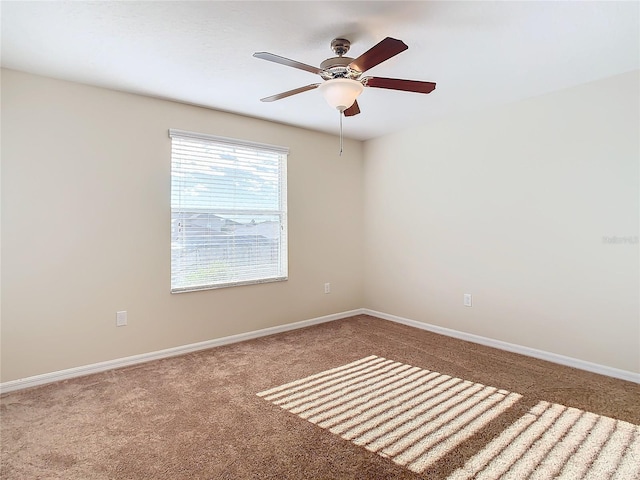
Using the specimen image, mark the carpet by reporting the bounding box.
[259,355,640,479]
[2,315,639,479]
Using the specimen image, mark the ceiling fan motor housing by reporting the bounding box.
[320,56,360,80]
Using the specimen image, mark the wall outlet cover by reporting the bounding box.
[463,294,472,307]
[116,311,128,326]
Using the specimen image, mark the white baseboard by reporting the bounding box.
[363,308,640,384]
[0,309,364,394]
[3,306,637,394]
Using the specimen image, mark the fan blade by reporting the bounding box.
[348,37,408,73]
[253,52,323,75]
[260,84,321,102]
[363,76,436,94]
[343,100,360,117]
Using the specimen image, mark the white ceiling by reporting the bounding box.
[2,1,638,141]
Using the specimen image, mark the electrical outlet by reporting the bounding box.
[116,311,128,326]
[324,283,331,294]
[463,294,472,307]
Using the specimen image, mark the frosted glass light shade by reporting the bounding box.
[318,78,364,111]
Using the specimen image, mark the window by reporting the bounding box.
[169,129,288,293]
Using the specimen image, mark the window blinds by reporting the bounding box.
[169,129,288,293]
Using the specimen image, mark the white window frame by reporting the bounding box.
[169,129,288,293]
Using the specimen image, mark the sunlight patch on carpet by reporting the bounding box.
[257,355,640,478]
[448,400,640,480]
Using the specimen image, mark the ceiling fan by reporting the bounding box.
[253,37,436,117]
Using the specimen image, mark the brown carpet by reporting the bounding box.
[1,314,639,479]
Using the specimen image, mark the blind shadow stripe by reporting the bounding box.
[583,420,636,479]
[488,402,566,479]
[265,358,394,402]
[378,386,501,458]
[558,414,617,478]
[610,427,640,480]
[308,369,438,425]
[317,372,450,430]
[296,366,425,420]
[284,363,415,414]
[503,405,584,479]
[338,377,473,441]
[355,383,491,450]
[271,359,398,405]
[387,389,516,466]
[405,392,522,473]
[257,355,383,398]
[524,410,593,480]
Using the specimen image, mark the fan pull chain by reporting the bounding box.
[339,109,343,156]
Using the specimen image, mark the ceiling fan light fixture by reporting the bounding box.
[318,78,364,112]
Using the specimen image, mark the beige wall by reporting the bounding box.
[1,69,364,382]
[2,68,638,383]
[363,71,640,373]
